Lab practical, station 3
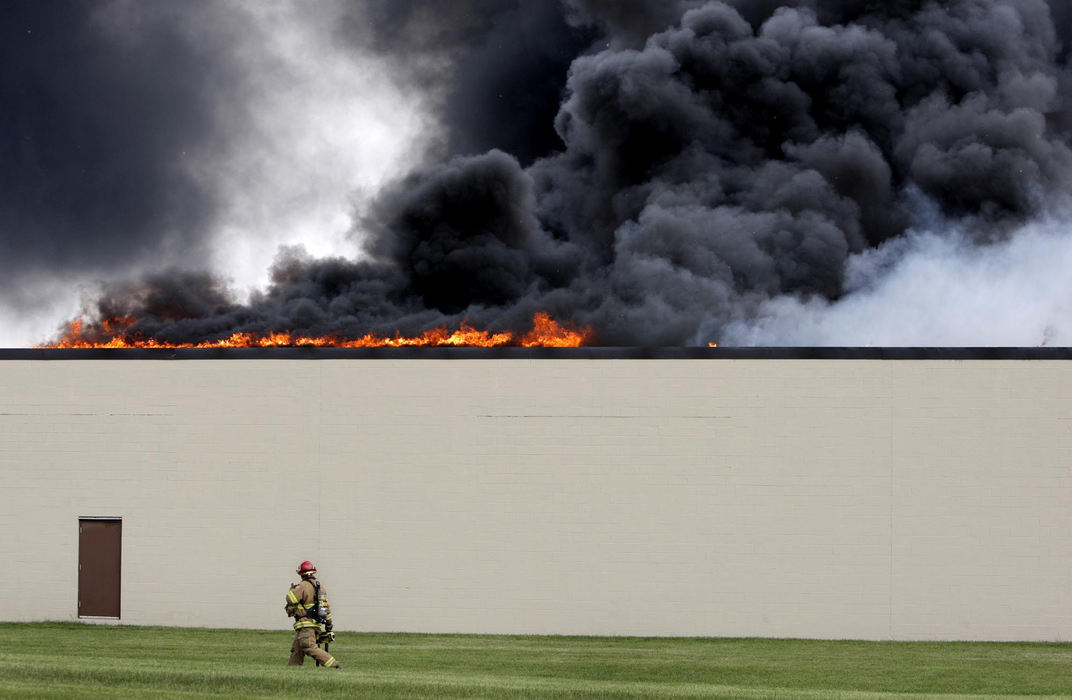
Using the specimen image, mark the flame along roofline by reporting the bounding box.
[1,347,1072,360]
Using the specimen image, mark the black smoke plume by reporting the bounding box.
[49,0,1072,346]
[0,1,230,288]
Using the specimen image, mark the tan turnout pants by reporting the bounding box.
[288,627,337,667]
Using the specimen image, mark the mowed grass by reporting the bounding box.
[1,623,1070,699]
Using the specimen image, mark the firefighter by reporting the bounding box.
[284,560,340,668]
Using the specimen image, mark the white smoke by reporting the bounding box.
[720,212,1072,347]
[0,284,84,350]
[185,0,435,297]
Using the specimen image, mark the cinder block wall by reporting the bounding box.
[1,359,1070,640]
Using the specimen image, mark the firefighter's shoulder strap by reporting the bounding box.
[311,579,326,622]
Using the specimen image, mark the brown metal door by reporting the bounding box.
[78,519,121,618]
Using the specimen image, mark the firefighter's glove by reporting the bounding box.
[319,631,335,643]
[325,622,333,633]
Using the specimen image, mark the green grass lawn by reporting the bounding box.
[1,623,1070,699]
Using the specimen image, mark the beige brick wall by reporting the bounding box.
[1,359,1070,640]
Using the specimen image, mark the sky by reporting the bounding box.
[3,0,1072,347]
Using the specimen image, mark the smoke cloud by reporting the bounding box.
[0,3,224,289]
[1,0,431,346]
[722,211,1072,346]
[11,0,1072,347]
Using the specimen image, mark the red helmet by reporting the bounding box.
[296,560,317,576]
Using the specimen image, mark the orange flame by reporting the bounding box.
[39,312,592,349]
[521,312,593,347]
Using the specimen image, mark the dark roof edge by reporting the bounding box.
[1,347,1070,360]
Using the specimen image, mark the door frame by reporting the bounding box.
[78,516,123,620]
